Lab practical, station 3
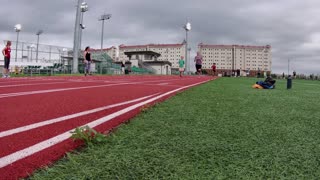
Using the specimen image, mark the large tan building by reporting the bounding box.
[91,46,117,61]
[198,43,272,76]
[119,43,185,69]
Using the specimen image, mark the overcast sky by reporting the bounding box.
[1,0,320,74]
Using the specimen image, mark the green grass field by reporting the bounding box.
[30,77,320,179]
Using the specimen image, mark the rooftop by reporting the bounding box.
[198,43,271,49]
[124,51,161,57]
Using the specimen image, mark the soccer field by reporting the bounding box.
[30,77,320,179]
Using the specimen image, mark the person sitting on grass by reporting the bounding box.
[253,76,276,89]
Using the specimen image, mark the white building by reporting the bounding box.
[91,46,117,61]
[119,43,185,69]
[198,43,272,76]
[124,51,172,75]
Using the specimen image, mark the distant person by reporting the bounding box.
[282,72,285,79]
[237,69,240,77]
[194,52,203,75]
[257,68,261,78]
[121,62,125,74]
[211,63,216,76]
[2,41,11,78]
[127,65,131,73]
[178,56,185,77]
[293,70,296,78]
[246,68,250,77]
[83,46,92,76]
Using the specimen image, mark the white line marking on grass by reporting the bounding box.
[0,94,158,138]
[0,82,69,88]
[293,82,320,86]
[0,79,211,168]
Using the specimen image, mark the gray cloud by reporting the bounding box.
[1,0,320,74]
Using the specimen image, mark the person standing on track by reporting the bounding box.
[2,41,11,78]
[194,51,203,75]
[211,63,216,76]
[178,56,185,77]
[121,62,125,74]
[83,46,92,76]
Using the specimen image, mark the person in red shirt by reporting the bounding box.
[2,41,11,78]
[211,63,216,76]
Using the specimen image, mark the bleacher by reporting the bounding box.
[131,66,153,74]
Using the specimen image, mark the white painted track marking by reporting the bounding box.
[0,82,139,99]
[0,82,70,88]
[0,79,211,168]
[0,94,157,138]
[0,78,191,98]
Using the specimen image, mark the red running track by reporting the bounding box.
[0,75,216,179]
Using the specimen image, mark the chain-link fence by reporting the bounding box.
[3,40,71,65]
[2,40,153,76]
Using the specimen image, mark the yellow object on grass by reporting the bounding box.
[252,84,264,89]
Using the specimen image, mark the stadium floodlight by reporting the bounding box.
[185,22,191,31]
[14,24,22,32]
[14,24,22,62]
[79,2,88,51]
[183,21,191,73]
[36,30,43,63]
[80,2,88,12]
[99,13,112,55]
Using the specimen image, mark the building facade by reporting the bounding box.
[118,43,185,69]
[91,46,117,61]
[198,43,272,76]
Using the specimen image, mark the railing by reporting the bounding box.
[138,59,156,74]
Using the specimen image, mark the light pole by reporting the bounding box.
[188,47,191,72]
[99,13,112,74]
[36,30,43,63]
[288,59,290,76]
[99,13,112,56]
[79,2,88,51]
[27,45,30,62]
[72,0,88,74]
[14,24,22,62]
[30,44,36,62]
[184,21,191,74]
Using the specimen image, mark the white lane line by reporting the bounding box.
[142,83,182,88]
[0,82,70,88]
[158,83,169,85]
[0,79,64,84]
[68,78,186,84]
[0,82,139,99]
[0,94,157,138]
[0,78,188,98]
[0,79,211,168]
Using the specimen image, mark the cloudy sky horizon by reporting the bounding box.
[1,0,320,74]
